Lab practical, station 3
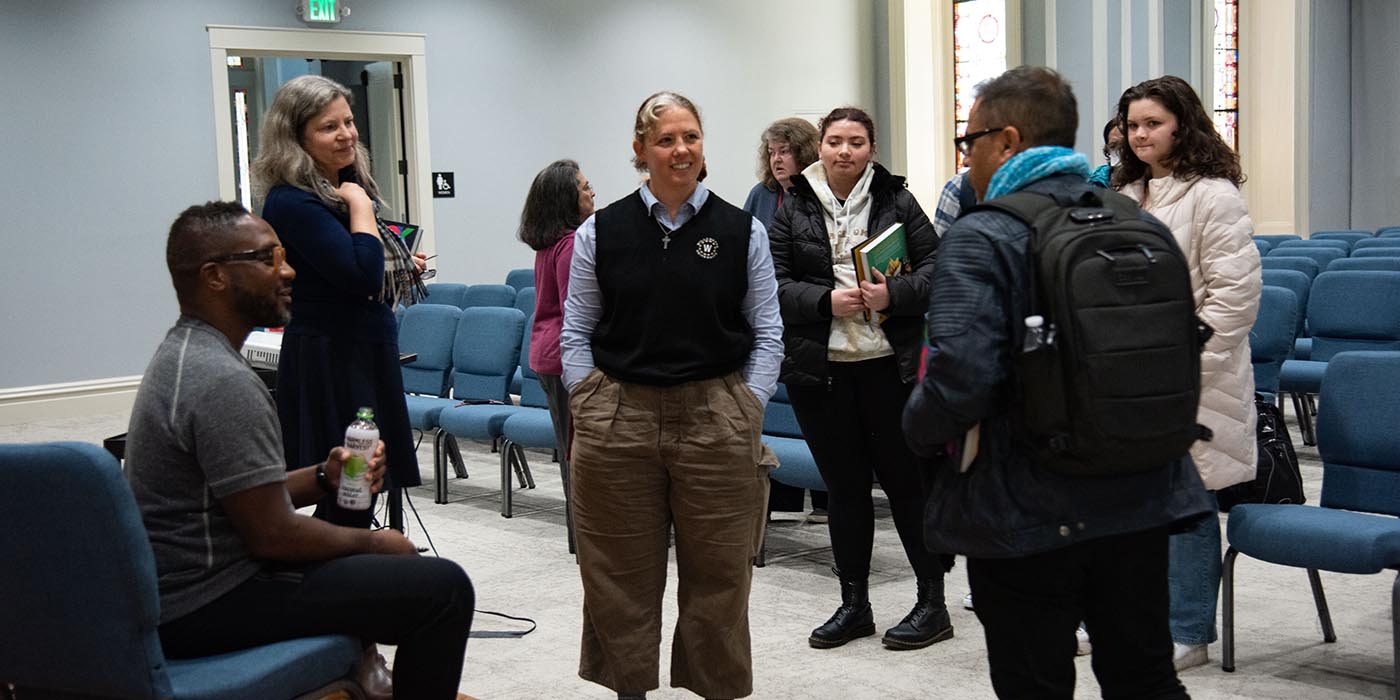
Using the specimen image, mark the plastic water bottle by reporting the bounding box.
[338,407,378,510]
[1023,315,1049,352]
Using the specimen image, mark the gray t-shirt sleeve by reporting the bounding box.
[186,364,288,498]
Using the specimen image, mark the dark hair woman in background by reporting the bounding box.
[518,158,595,550]
[559,91,783,700]
[1114,75,1260,672]
[767,106,952,651]
[253,74,427,527]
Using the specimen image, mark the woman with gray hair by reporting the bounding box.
[559,91,783,700]
[253,74,427,528]
[743,117,828,523]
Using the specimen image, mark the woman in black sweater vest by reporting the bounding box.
[558,92,784,700]
[768,106,952,651]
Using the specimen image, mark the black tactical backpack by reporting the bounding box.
[972,187,1211,476]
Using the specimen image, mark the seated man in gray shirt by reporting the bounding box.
[125,201,472,699]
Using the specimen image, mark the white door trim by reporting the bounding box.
[205,25,435,256]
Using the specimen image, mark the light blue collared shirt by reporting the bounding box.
[559,181,784,404]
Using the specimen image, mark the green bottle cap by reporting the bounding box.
[356,406,375,421]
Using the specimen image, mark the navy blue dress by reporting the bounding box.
[261,185,421,527]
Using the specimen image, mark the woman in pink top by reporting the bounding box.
[519,159,595,491]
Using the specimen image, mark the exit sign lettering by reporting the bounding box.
[302,0,341,24]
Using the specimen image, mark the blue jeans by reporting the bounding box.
[1168,493,1221,645]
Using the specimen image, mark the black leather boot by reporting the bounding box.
[882,576,954,650]
[808,569,876,649]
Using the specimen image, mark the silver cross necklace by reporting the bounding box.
[656,219,672,250]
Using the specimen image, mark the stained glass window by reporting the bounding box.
[953,0,1008,166]
[1212,0,1239,151]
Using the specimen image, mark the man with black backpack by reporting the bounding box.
[903,66,1212,699]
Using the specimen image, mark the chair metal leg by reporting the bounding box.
[1308,568,1337,643]
[446,433,467,479]
[434,431,448,505]
[500,440,515,518]
[1222,547,1238,672]
[1290,392,1316,446]
[515,449,535,489]
[1391,571,1399,699]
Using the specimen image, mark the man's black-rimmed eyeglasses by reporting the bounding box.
[206,245,285,268]
[954,127,1006,157]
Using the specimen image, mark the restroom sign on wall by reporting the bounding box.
[433,172,455,198]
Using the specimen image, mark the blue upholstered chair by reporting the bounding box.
[0,442,363,700]
[1328,257,1400,272]
[423,282,468,309]
[1222,351,1400,689]
[462,283,517,309]
[1267,246,1346,270]
[1254,234,1302,245]
[1278,271,1400,445]
[425,306,526,504]
[1276,238,1351,252]
[1351,238,1400,252]
[1261,269,1311,340]
[504,268,534,291]
[1309,230,1372,247]
[1250,286,1300,397]
[1353,247,1400,258]
[508,288,536,396]
[753,384,829,567]
[432,307,527,503]
[1261,255,1322,280]
[1378,227,1400,238]
[499,356,576,549]
[1253,238,1273,256]
[399,303,463,475]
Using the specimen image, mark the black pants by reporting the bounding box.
[967,528,1189,700]
[787,356,941,580]
[160,555,473,699]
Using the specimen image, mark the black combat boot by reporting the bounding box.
[881,576,954,650]
[808,569,877,648]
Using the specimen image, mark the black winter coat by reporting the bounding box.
[767,163,939,387]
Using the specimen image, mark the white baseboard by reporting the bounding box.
[0,376,142,426]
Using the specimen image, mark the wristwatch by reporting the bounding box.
[315,462,333,493]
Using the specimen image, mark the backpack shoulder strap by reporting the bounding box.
[965,190,1058,229]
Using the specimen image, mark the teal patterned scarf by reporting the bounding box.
[985,146,1091,200]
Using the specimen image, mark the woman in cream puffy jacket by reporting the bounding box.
[1114,75,1261,672]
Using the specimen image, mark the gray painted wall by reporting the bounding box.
[1349,0,1400,231]
[0,0,877,388]
[1309,0,1351,230]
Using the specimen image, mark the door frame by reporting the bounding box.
[206,25,435,254]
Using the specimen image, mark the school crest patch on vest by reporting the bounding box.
[696,237,719,259]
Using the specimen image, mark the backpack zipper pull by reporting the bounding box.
[1138,244,1157,263]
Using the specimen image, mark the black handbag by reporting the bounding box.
[1217,394,1306,512]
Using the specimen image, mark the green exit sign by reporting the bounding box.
[301,0,342,24]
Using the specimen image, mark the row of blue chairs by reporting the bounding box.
[397,291,577,551]
[1252,266,1400,444]
[420,268,535,309]
[1255,227,1400,248]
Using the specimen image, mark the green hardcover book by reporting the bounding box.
[852,222,908,322]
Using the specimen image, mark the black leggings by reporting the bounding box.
[160,555,473,699]
[787,356,943,580]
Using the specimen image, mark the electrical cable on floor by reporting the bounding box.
[470,609,537,638]
[403,471,538,638]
